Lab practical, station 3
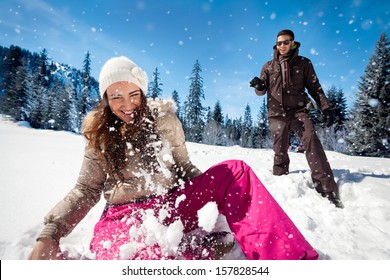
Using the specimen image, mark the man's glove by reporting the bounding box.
[323,109,335,127]
[249,77,266,91]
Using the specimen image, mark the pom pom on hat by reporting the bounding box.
[98,56,148,97]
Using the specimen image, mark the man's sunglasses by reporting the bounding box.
[276,40,291,46]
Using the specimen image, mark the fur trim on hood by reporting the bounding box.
[147,98,177,116]
[273,41,301,60]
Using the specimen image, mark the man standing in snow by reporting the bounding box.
[250,29,343,208]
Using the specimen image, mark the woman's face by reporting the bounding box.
[106,81,142,123]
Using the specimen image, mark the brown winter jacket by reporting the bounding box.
[38,99,202,242]
[255,42,331,117]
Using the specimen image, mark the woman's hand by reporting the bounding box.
[28,238,66,260]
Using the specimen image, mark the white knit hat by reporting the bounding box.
[98,56,148,97]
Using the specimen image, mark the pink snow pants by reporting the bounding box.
[90,160,319,260]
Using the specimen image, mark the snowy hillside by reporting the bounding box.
[0,118,389,260]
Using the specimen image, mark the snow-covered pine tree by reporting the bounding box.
[224,116,236,146]
[13,58,29,122]
[321,85,348,128]
[148,67,162,99]
[184,60,205,143]
[204,106,211,123]
[66,86,79,133]
[322,86,349,152]
[54,80,73,131]
[0,45,27,121]
[203,101,224,146]
[45,77,60,130]
[29,49,50,128]
[347,32,390,157]
[0,45,99,132]
[28,75,46,129]
[0,46,6,95]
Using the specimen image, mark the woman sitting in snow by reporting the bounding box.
[28,56,318,260]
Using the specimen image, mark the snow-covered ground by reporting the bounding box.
[1,118,389,260]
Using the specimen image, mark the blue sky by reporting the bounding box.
[1,0,389,118]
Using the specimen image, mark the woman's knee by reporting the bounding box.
[216,159,252,177]
[217,159,248,169]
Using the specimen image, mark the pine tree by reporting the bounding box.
[233,118,242,145]
[0,45,26,121]
[67,86,79,133]
[334,87,348,126]
[241,104,253,148]
[347,32,390,157]
[203,101,224,146]
[13,59,29,121]
[45,79,59,129]
[325,85,348,127]
[148,67,163,99]
[0,46,7,96]
[29,82,47,129]
[79,51,92,119]
[224,116,234,146]
[315,86,349,152]
[184,60,205,143]
[212,100,223,126]
[47,77,73,131]
[0,45,99,132]
[261,98,272,147]
[0,45,22,96]
[253,98,271,148]
[171,90,182,121]
[224,116,242,146]
[29,49,50,128]
[55,80,73,131]
[205,106,212,123]
[325,85,337,125]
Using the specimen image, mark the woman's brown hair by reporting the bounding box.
[82,91,160,180]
